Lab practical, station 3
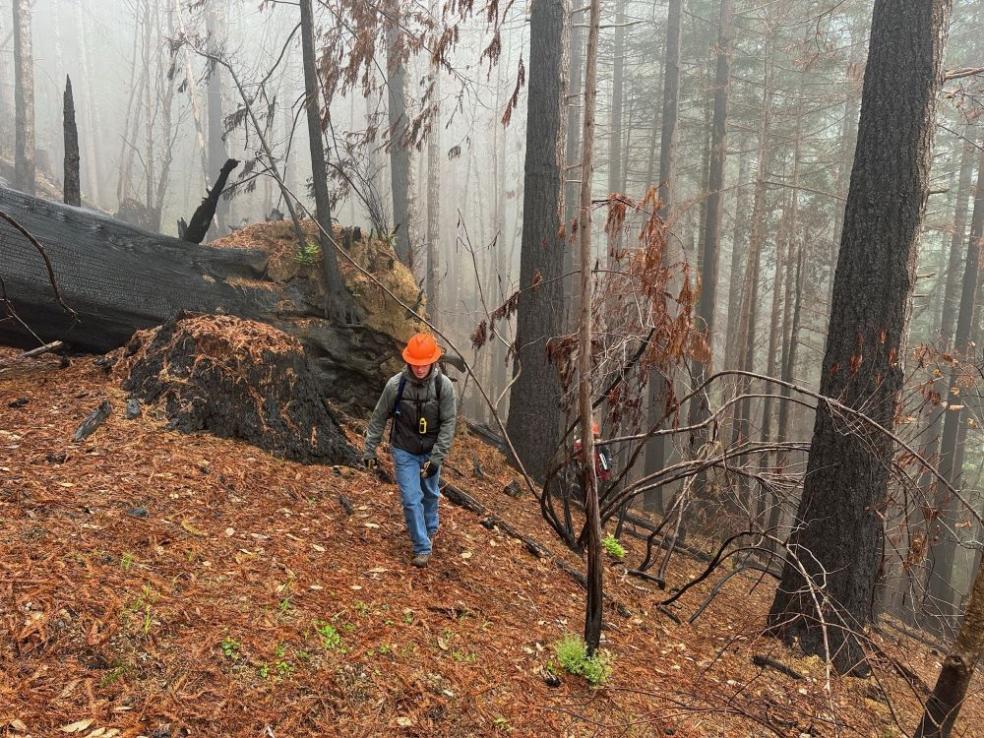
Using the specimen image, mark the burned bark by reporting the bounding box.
[178,159,240,244]
[63,76,80,207]
[767,0,954,674]
[0,186,418,412]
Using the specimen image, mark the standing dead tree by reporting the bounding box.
[63,76,81,207]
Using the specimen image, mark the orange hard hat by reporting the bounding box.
[402,333,443,366]
[592,421,601,436]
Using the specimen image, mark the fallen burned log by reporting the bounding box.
[0,186,422,411]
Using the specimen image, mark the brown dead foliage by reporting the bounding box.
[1,348,982,737]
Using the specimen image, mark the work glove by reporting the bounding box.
[363,454,378,472]
[420,460,440,479]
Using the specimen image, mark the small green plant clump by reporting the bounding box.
[295,240,321,266]
[315,621,342,651]
[221,637,241,660]
[602,533,625,560]
[552,634,613,685]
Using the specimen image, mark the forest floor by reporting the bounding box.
[1,348,982,738]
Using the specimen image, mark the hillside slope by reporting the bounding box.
[1,349,981,737]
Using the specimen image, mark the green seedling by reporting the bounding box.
[121,552,135,572]
[315,621,342,651]
[602,534,626,560]
[552,634,613,685]
[296,240,321,266]
[221,637,241,660]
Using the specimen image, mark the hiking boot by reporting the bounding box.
[411,553,431,568]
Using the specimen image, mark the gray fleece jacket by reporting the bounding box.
[363,365,457,465]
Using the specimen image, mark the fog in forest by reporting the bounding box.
[3,1,984,734]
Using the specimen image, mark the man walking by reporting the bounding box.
[362,333,457,567]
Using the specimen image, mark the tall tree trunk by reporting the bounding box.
[939,137,976,348]
[426,56,441,325]
[563,16,585,329]
[915,558,984,738]
[643,0,682,510]
[579,0,603,657]
[776,115,804,447]
[732,52,774,477]
[827,37,864,308]
[206,1,228,238]
[926,145,984,622]
[299,0,349,318]
[690,0,734,426]
[385,0,412,267]
[63,76,81,207]
[767,0,954,674]
[607,0,625,198]
[12,0,35,196]
[505,0,568,483]
[724,140,750,372]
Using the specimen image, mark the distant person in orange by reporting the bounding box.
[362,334,457,568]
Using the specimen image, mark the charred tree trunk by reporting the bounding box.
[385,0,412,268]
[505,0,568,483]
[915,558,984,738]
[926,146,984,623]
[63,76,81,207]
[299,0,350,319]
[179,159,239,244]
[12,0,35,196]
[579,0,603,657]
[767,0,954,674]
[205,1,228,239]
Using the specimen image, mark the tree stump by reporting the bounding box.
[116,314,356,465]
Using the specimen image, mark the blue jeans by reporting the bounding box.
[392,448,440,555]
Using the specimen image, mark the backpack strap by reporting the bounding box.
[389,374,408,444]
[391,374,408,418]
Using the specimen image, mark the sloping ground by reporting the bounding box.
[1,349,982,737]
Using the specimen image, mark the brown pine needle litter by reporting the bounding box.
[1,348,982,737]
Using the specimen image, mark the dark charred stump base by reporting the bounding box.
[117,314,356,466]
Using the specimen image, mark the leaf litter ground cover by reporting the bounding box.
[1,348,982,737]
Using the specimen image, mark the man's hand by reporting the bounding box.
[421,460,440,479]
[363,455,378,472]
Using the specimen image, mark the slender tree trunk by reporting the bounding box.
[724,141,750,371]
[206,1,228,238]
[299,0,348,318]
[579,0,603,657]
[915,558,984,738]
[12,0,35,195]
[63,76,81,207]
[768,0,954,674]
[732,53,774,477]
[608,0,625,197]
[939,137,976,347]
[385,0,412,267]
[563,16,585,329]
[426,57,441,325]
[505,0,568,483]
[75,0,102,207]
[644,0,682,511]
[926,145,984,622]
[690,0,734,426]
